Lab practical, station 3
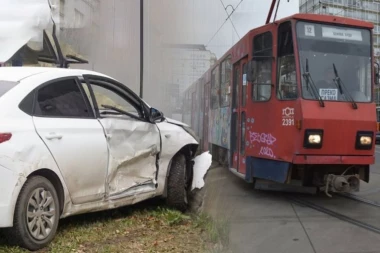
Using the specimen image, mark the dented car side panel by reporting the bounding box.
[98,117,161,197]
[155,120,198,197]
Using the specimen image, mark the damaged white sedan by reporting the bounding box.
[0,67,199,250]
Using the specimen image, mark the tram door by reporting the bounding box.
[231,58,248,174]
[203,83,210,151]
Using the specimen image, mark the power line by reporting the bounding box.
[219,0,240,39]
[206,0,244,47]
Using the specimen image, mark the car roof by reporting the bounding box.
[0,67,110,82]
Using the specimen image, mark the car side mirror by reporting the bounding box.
[375,62,380,85]
[150,107,164,122]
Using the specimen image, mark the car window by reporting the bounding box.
[88,83,141,117]
[34,78,93,118]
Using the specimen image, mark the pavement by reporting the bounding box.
[199,146,380,253]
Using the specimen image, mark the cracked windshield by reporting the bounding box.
[1,0,380,253]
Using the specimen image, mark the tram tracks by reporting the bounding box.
[287,192,380,235]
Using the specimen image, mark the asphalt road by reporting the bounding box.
[201,148,380,253]
[373,145,380,172]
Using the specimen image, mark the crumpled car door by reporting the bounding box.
[82,75,161,199]
[101,116,160,198]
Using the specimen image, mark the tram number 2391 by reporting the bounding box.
[282,118,294,126]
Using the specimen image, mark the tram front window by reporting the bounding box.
[296,21,372,102]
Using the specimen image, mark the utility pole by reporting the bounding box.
[140,0,144,98]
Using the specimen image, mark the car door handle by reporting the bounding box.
[45,133,63,140]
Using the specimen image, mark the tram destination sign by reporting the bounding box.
[321,27,363,41]
[299,22,367,44]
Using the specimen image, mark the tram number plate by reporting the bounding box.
[282,118,294,126]
[319,88,338,100]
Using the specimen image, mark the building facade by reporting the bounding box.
[161,44,217,115]
[299,0,380,104]
[58,0,100,60]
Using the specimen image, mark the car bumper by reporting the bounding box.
[0,165,24,227]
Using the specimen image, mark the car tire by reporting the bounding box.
[166,153,190,212]
[7,176,60,251]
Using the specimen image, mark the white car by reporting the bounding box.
[0,67,198,250]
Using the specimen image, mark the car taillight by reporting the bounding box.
[0,133,12,143]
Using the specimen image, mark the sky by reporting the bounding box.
[152,0,300,58]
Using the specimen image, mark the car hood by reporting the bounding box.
[164,117,189,127]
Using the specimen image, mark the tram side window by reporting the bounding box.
[277,21,297,100]
[211,67,220,109]
[252,32,272,102]
[242,63,247,106]
[232,66,240,109]
[220,56,232,107]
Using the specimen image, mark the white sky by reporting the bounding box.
[156,0,300,58]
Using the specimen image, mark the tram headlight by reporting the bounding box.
[304,129,323,149]
[308,134,321,144]
[360,136,372,145]
[355,131,373,150]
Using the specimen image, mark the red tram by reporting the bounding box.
[182,11,380,195]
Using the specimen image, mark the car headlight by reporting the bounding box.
[355,131,373,150]
[304,129,323,149]
[183,125,200,143]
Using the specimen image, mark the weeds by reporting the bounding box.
[192,213,231,253]
[0,199,230,253]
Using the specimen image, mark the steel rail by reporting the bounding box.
[288,196,380,235]
[334,192,380,208]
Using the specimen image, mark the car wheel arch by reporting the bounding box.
[163,143,198,197]
[26,169,65,215]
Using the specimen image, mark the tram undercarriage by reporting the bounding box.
[211,144,370,197]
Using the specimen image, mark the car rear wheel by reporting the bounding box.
[7,176,60,251]
[166,153,192,212]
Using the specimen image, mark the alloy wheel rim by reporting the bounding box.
[26,187,56,240]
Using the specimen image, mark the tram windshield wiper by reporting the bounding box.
[332,63,358,110]
[302,58,325,107]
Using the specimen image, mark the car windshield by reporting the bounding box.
[0,80,18,97]
[296,21,372,102]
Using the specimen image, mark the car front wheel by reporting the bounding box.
[7,175,60,251]
[166,153,192,212]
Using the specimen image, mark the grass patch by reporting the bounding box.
[0,199,230,253]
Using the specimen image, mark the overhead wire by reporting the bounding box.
[219,0,240,39]
[206,0,244,47]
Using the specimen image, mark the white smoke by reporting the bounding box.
[0,0,52,62]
